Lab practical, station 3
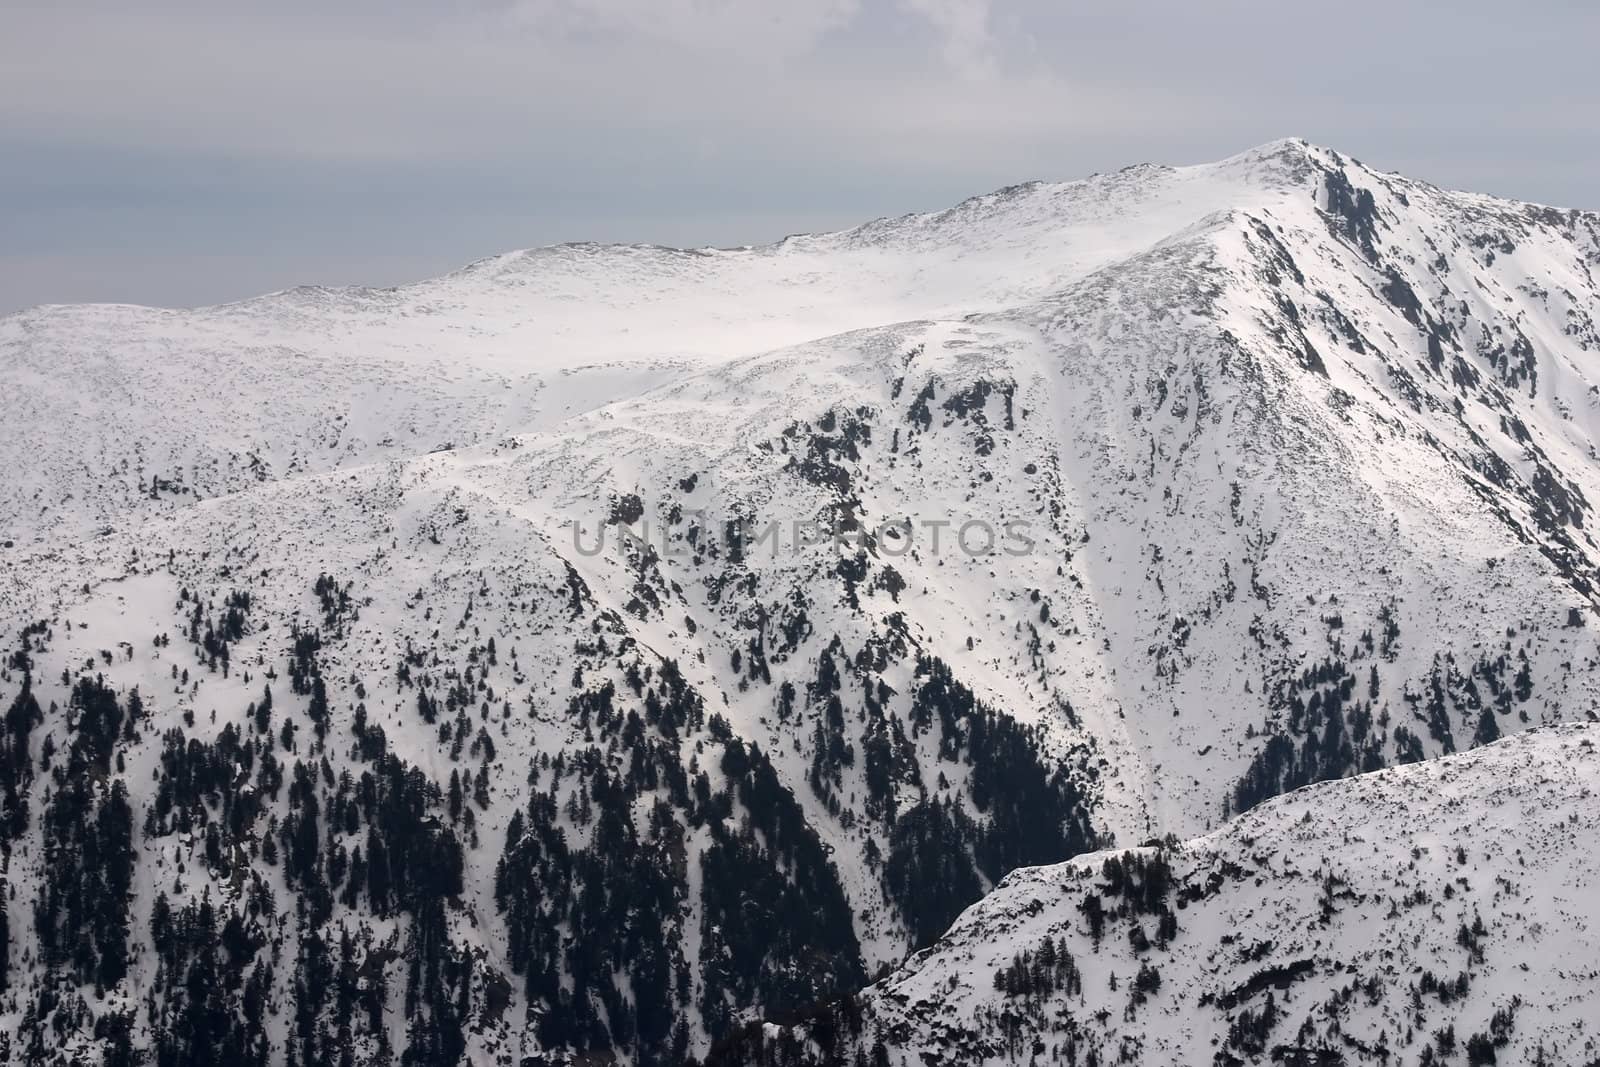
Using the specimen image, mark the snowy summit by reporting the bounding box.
[1,139,1599,1066]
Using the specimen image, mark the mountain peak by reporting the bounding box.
[1235,134,1319,158]
[6,134,1600,1065]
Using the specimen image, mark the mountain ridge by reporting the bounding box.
[713,722,1600,1066]
[2,139,1600,1065]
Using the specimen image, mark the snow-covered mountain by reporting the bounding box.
[718,723,1600,1066]
[1,138,1599,1065]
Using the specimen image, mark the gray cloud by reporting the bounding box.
[2,0,1596,311]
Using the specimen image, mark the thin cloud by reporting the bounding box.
[896,0,996,78]
[502,0,863,57]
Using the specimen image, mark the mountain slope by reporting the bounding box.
[2,139,1600,1065]
[719,724,1600,1066]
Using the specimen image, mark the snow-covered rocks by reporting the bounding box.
[731,724,1600,1066]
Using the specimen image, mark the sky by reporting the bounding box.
[2,0,1596,314]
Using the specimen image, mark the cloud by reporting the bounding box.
[497,0,999,75]
[502,0,863,58]
[895,0,995,77]
[0,1,1033,167]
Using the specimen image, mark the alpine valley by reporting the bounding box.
[1,139,1598,1066]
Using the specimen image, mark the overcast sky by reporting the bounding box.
[2,0,1596,313]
